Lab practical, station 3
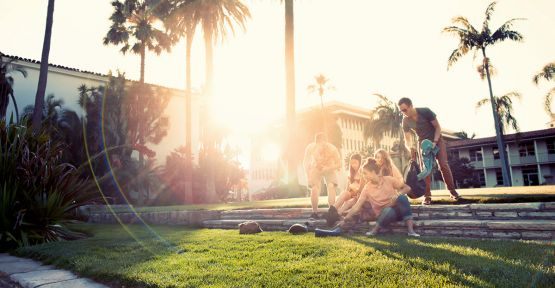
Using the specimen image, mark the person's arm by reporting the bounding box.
[392,177,411,195]
[391,163,404,183]
[431,119,442,147]
[344,188,367,220]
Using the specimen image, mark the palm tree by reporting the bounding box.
[476,92,521,135]
[443,1,523,186]
[185,0,250,202]
[104,0,172,204]
[532,62,555,115]
[161,0,200,203]
[363,93,406,169]
[0,55,27,122]
[307,73,334,132]
[284,0,296,190]
[454,131,476,140]
[32,0,55,132]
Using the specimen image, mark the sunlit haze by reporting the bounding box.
[2,0,555,168]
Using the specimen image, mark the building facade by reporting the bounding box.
[447,128,555,187]
[2,53,201,163]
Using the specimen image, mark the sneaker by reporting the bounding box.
[407,232,421,237]
[450,192,461,201]
[421,198,432,205]
[309,212,320,220]
[365,230,378,236]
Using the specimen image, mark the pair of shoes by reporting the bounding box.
[309,212,320,220]
[421,198,432,205]
[365,230,378,236]
[407,232,421,237]
[325,206,340,226]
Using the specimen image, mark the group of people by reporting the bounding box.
[303,98,461,236]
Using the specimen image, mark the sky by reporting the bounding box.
[1,0,555,162]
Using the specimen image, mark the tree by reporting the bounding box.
[532,62,555,115]
[476,91,521,135]
[364,93,407,169]
[32,0,55,132]
[160,0,200,203]
[434,156,478,188]
[0,55,27,122]
[104,0,172,204]
[183,0,250,202]
[454,131,476,140]
[443,1,524,186]
[284,0,297,193]
[307,73,334,132]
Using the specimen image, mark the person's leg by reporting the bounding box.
[335,189,349,210]
[436,138,459,198]
[338,198,357,214]
[324,171,338,207]
[369,207,397,235]
[309,171,322,213]
[395,195,419,236]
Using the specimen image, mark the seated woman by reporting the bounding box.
[375,149,403,181]
[333,154,366,215]
[343,158,420,237]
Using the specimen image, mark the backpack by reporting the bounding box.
[404,160,426,199]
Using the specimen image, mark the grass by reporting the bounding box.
[97,185,555,213]
[15,224,555,288]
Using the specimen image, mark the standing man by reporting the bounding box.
[303,132,341,218]
[398,97,461,205]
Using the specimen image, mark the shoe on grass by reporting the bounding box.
[407,232,421,237]
[365,230,378,236]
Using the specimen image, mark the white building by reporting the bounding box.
[2,53,201,163]
[447,128,555,187]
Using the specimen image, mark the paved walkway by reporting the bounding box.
[0,254,107,288]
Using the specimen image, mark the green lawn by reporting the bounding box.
[15,224,555,288]
[98,185,555,213]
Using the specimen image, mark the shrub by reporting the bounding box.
[0,120,98,251]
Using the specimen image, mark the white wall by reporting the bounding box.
[5,58,200,164]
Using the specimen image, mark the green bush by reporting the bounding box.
[0,120,98,251]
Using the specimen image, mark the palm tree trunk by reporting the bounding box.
[482,48,511,186]
[9,91,19,123]
[185,34,194,203]
[204,30,217,203]
[285,0,298,191]
[32,0,55,132]
[137,45,146,206]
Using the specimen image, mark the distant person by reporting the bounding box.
[333,154,366,216]
[343,158,420,237]
[398,97,461,205]
[303,132,341,219]
[374,149,403,182]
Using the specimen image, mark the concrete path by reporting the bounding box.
[0,254,107,288]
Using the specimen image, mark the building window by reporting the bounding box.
[522,166,539,186]
[518,142,535,157]
[493,147,500,160]
[495,169,504,186]
[469,148,483,162]
[547,139,555,154]
[474,170,486,187]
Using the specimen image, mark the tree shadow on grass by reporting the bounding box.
[342,235,555,287]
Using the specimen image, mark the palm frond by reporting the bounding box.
[545,87,555,115]
[482,1,497,34]
[491,19,524,44]
[476,98,490,110]
[532,62,555,84]
[451,16,478,34]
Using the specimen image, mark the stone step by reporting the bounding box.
[202,219,555,241]
[219,202,555,221]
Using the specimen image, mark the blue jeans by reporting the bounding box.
[376,195,413,227]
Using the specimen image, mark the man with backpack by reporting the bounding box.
[398,97,461,205]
